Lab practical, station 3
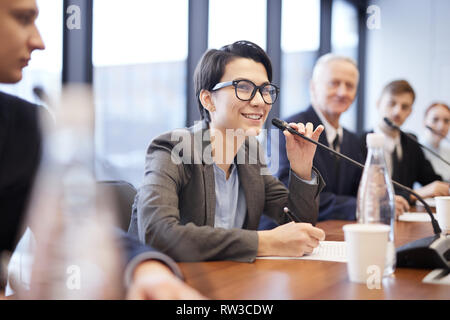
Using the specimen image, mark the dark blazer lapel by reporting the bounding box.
[306,106,331,169]
[237,140,265,229]
[193,121,216,226]
[0,94,11,161]
[202,164,216,226]
[238,164,264,229]
[340,129,349,156]
[396,133,409,184]
[307,106,343,189]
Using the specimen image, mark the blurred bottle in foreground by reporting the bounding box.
[356,133,396,277]
[16,85,123,299]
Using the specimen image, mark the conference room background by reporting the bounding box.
[0,0,448,188]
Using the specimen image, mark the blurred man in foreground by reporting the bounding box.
[0,0,203,299]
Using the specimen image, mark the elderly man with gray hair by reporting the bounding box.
[263,53,410,224]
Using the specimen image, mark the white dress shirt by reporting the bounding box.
[374,124,403,178]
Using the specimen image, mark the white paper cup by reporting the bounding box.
[435,196,450,234]
[343,224,390,284]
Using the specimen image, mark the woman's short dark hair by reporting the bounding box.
[193,40,273,122]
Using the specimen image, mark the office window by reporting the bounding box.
[280,0,320,118]
[0,0,62,103]
[331,0,359,131]
[332,0,359,59]
[93,0,188,188]
[208,0,267,49]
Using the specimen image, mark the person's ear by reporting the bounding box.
[199,89,215,113]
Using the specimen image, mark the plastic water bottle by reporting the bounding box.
[18,85,123,299]
[356,133,396,276]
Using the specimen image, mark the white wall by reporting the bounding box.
[364,0,450,135]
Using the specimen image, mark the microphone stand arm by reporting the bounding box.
[273,120,442,235]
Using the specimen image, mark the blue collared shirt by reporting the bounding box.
[213,162,247,229]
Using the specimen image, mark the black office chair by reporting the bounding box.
[97,180,137,231]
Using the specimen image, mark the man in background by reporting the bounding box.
[366,79,449,203]
[269,54,409,224]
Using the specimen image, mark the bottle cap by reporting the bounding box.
[366,133,385,148]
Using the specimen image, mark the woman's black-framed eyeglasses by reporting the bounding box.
[211,79,279,105]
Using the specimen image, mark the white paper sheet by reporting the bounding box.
[398,212,435,222]
[416,198,436,208]
[257,241,347,263]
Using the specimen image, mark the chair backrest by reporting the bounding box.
[97,180,137,231]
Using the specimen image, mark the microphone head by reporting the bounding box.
[33,86,50,105]
[383,117,399,130]
[33,86,44,99]
[272,118,287,130]
[426,125,440,136]
[426,125,450,142]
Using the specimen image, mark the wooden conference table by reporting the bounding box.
[179,215,450,300]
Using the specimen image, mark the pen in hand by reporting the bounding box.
[284,207,300,223]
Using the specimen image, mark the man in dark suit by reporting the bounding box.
[365,79,449,203]
[273,54,363,221]
[269,54,410,223]
[0,0,203,299]
[0,92,42,253]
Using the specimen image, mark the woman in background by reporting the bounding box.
[422,102,450,181]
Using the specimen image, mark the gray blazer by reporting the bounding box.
[128,121,325,262]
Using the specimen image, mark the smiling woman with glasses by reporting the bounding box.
[129,40,327,263]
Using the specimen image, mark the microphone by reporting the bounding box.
[33,86,49,104]
[272,118,449,269]
[426,125,450,143]
[272,118,440,232]
[384,117,450,167]
[33,86,56,122]
[272,118,365,170]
